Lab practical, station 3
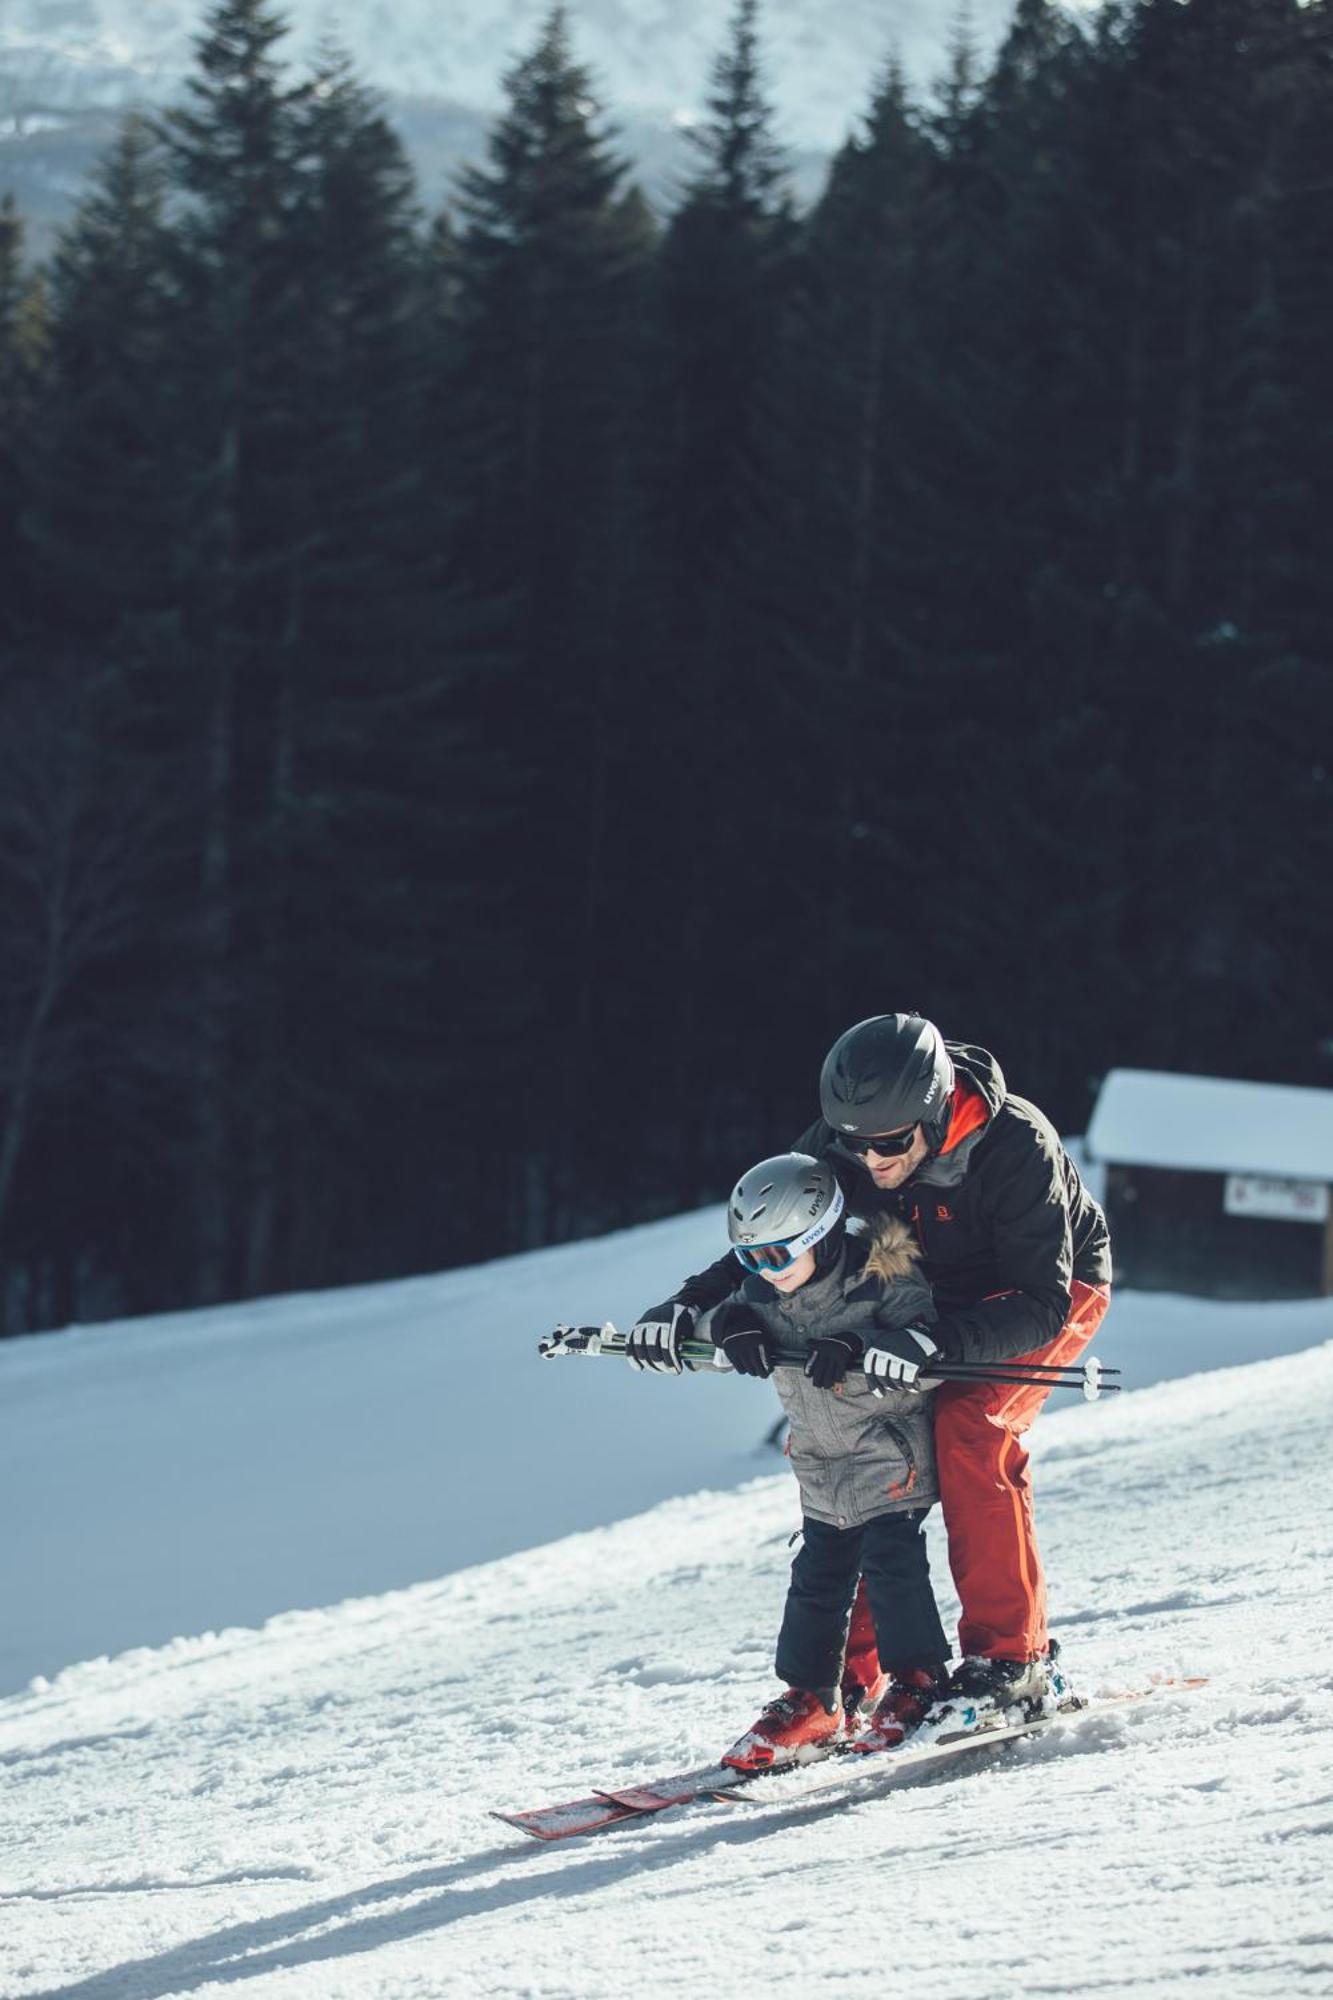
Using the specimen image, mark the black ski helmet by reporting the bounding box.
[819,1014,955,1151]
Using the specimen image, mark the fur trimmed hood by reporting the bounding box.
[862,1214,923,1286]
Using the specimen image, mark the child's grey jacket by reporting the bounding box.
[696,1219,939,1529]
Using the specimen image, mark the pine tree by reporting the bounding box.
[778,64,937,996]
[439,6,658,1241]
[28,118,177,640]
[639,0,807,1190]
[927,0,1333,1099]
[681,0,788,214]
[1078,0,1333,1082]
[157,14,493,1297]
[154,0,313,1301]
[1263,0,1333,1078]
[240,46,504,1292]
[446,4,651,658]
[5,119,203,1328]
[936,0,1126,1102]
[0,652,187,1333]
[0,195,46,645]
[658,0,795,599]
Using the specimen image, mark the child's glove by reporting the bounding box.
[804,1333,863,1388]
[712,1303,776,1378]
[626,1299,695,1372]
[863,1325,939,1394]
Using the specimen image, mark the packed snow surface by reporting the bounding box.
[2,1209,1332,1995]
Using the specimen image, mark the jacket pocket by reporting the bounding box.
[875,1418,922,1502]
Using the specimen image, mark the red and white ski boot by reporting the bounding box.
[841,1664,890,1730]
[722,1687,845,1772]
[849,1665,949,1755]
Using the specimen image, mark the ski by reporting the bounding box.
[490,1760,759,1840]
[489,1794,649,1842]
[491,1678,1206,1841]
[736,1676,1207,1806]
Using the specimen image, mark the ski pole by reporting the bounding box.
[932,1355,1117,1400]
[539,1326,1118,1397]
[926,1362,1117,1399]
[935,1358,1119,1379]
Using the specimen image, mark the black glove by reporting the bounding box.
[626,1299,695,1373]
[862,1324,940,1395]
[804,1333,863,1389]
[713,1303,776,1379]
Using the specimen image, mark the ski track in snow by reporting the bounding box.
[4,1327,1333,1997]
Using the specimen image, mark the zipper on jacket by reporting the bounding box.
[877,1417,919,1500]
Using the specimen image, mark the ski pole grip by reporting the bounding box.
[538,1322,617,1358]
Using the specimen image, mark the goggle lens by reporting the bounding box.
[734,1241,799,1273]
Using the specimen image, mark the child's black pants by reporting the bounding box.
[775,1509,948,1697]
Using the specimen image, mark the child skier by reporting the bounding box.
[694,1150,952,1770]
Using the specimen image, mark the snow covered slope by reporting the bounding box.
[4,1197,1329,1701]
[0,1206,765,1695]
[3,1339,1332,1998]
[5,1199,1332,1702]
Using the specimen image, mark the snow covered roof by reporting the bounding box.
[1087,1069,1333,1181]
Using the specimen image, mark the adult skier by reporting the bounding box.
[626,1013,1112,1732]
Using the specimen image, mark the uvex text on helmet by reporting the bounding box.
[819,1014,954,1142]
[727,1153,845,1253]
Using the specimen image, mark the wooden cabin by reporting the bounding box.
[1086,1069,1333,1300]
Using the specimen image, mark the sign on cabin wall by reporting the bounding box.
[1223,1175,1330,1224]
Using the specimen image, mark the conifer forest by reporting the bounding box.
[1,0,1330,1334]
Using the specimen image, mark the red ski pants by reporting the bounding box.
[844,1279,1111,1680]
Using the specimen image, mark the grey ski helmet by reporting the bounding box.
[819,1014,955,1150]
[727,1153,845,1266]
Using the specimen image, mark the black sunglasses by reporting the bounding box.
[842,1126,917,1159]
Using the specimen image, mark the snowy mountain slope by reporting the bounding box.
[1,0,1023,246]
[4,1188,1329,1702]
[1,0,1019,144]
[3,1340,1332,1999]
